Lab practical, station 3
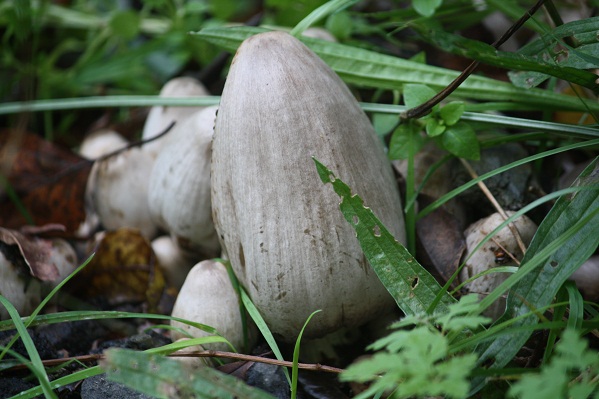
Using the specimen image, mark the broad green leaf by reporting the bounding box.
[313,158,456,317]
[325,10,352,40]
[425,117,445,137]
[109,10,140,40]
[473,158,599,391]
[102,349,276,399]
[290,0,359,37]
[439,101,464,126]
[372,112,398,136]
[412,0,442,17]
[403,83,437,109]
[389,122,425,160]
[193,26,599,112]
[440,122,480,160]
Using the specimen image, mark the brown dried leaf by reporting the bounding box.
[69,228,166,312]
[416,195,466,286]
[0,227,59,281]
[0,130,92,235]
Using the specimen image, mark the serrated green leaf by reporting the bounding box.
[508,329,599,399]
[440,101,464,126]
[473,159,599,391]
[193,26,599,112]
[436,295,492,333]
[440,121,480,160]
[342,326,476,399]
[102,349,276,399]
[313,158,456,317]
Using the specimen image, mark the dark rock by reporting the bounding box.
[0,377,40,399]
[80,374,155,399]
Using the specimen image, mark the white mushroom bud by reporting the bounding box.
[211,31,406,342]
[78,129,128,160]
[88,146,158,239]
[170,260,250,352]
[147,105,220,257]
[568,255,599,302]
[142,77,210,157]
[151,235,200,289]
[460,211,537,319]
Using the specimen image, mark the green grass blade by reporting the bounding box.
[564,282,584,331]
[194,26,599,113]
[291,310,321,399]
[0,297,58,399]
[240,288,291,386]
[102,349,277,399]
[290,0,359,37]
[313,157,456,316]
[472,158,599,389]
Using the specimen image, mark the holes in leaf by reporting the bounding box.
[329,174,336,182]
[352,215,359,225]
[410,276,419,290]
[550,260,558,268]
[373,225,381,237]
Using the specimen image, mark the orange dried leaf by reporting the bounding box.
[70,228,167,312]
[0,131,92,235]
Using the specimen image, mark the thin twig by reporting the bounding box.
[459,158,527,255]
[2,349,345,375]
[401,0,548,120]
[170,350,345,374]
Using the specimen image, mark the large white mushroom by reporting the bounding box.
[211,31,406,342]
[147,105,220,257]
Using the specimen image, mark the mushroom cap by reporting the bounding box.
[148,105,220,256]
[142,77,210,157]
[170,260,247,352]
[89,146,158,239]
[79,129,128,160]
[211,31,406,341]
[460,211,538,319]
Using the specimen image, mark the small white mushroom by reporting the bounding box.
[88,146,158,239]
[151,235,200,289]
[78,129,128,160]
[0,238,77,319]
[170,260,251,352]
[460,211,538,319]
[147,105,220,256]
[0,251,41,320]
[142,77,210,157]
[568,255,599,302]
[170,338,214,368]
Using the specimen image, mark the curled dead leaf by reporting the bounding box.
[68,228,169,313]
[0,227,60,281]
